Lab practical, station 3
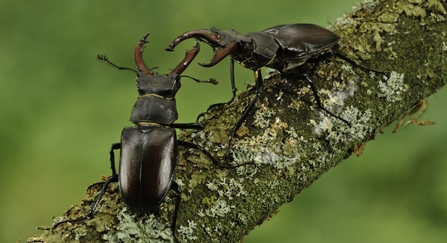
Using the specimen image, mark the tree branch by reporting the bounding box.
[29,0,447,242]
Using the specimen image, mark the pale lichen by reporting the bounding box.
[231,116,300,170]
[177,220,198,242]
[253,105,275,129]
[325,106,374,148]
[377,71,407,102]
[103,208,173,243]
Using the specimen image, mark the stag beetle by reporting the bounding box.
[52,34,230,240]
[166,23,387,159]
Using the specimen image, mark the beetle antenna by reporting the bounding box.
[97,54,138,73]
[180,75,218,85]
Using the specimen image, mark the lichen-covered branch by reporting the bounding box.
[29,0,447,242]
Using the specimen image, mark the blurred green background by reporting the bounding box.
[2,1,446,242]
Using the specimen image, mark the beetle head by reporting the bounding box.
[135,34,201,98]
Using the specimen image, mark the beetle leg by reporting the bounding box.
[51,175,119,232]
[201,58,239,116]
[170,122,203,130]
[170,181,182,242]
[223,70,263,161]
[174,124,253,168]
[109,142,120,176]
[51,214,88,233]
[85,174,118,216]
[178,140,226,167]
[52,143,121,233]
[301,74,351,126]
[332,51,389,77]
[178,140,252,168]
[228,59,238,104]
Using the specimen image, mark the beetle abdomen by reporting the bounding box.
[119,126,178,213]
[263,24,339,54]
[263,24,340,71]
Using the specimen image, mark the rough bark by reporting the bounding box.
[28,0,447,242]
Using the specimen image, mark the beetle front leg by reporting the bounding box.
[207,58,238,111]
[227,58,238,104]
[223,69,263,161]
[170,122,203,130]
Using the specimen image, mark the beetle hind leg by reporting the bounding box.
[282,72,351,126]
[52,142,121,233]
[332,51,389,77]
[170,181,182,242]
[51,174,118,233]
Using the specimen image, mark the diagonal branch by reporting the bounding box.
[29,0,447,242]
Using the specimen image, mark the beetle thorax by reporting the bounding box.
[233,32,280,71]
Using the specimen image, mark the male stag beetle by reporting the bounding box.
[166,23,388,159]
[52,34,228,239]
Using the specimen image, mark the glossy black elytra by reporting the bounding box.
[166,23,388,160]
[52,34,229,240]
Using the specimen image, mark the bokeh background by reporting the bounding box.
[2,1,446,242]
